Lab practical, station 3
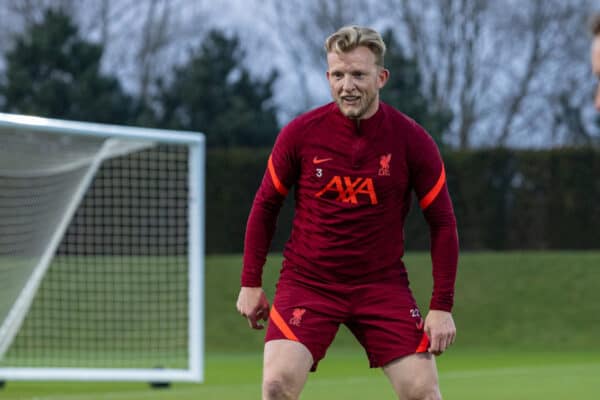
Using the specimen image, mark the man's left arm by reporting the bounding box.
[409,125,459,355]
[420,172,458,355]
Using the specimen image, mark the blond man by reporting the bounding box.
[237,26,459,400]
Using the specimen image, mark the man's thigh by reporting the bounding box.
[383,352,441,400]
[262,339,313,398]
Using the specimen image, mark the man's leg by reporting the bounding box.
[382,352,441,400]
[262,339,313,400]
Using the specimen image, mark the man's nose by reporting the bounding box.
[341,76,355,92]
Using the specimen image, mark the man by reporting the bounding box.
[591,13,600,110]
[237,26,458,400]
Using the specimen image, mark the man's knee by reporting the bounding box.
[383,352,441,400]
[262,340,312,399]
[262,373,298,400]
[402,379,441,400]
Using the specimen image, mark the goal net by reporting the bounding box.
[0,113,204,382]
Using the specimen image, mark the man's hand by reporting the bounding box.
[424,310,456,355]
[236,287,270,330]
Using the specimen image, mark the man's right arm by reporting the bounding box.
[238,121,300,328]
[241,122,299,287]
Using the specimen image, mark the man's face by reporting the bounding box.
[327,46,389,120]
[592,36,600,111]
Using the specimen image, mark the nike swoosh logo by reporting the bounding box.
[313,156,333,164]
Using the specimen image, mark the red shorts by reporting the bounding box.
[265,270,429,371]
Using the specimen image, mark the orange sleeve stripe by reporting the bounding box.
[268,155,289,196]
[269,306,299,341]
[415,332,429,353]
[419,165,446,210]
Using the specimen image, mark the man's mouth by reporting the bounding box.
[341,96,360,105]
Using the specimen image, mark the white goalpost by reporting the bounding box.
[0,113,205,382]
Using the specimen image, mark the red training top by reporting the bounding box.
[242,102,459,312]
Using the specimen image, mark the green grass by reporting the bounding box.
[2,251,600,398]
[2,350,599,399]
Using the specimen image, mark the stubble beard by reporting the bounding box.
[336,92,377,120]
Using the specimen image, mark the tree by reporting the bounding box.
[379,31,452,147]
[156,29,279,147]
[389,0,492,149]
[75,0,211,110]
[383,0,597,148]
[0,8,136,124]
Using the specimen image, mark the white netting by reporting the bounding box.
[0,117,201,379]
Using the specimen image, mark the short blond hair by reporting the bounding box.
[325,26,386,67]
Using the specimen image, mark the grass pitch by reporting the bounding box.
[1,251,599,398]
[2,350,599,399]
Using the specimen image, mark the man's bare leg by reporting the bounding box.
[383,353,441,400]
[262,339,313,400]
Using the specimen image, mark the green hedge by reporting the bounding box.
[206,147,600,253]
[205,148,294,253]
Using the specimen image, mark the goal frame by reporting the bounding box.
[0,113,205,382]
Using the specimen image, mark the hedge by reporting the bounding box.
[206,147,600,253]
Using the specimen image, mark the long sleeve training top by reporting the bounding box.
[242,102,459,312]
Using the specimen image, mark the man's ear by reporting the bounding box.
[378,68,390,89]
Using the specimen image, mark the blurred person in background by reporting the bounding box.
[237,25,458,400]
[591,13,600,110]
